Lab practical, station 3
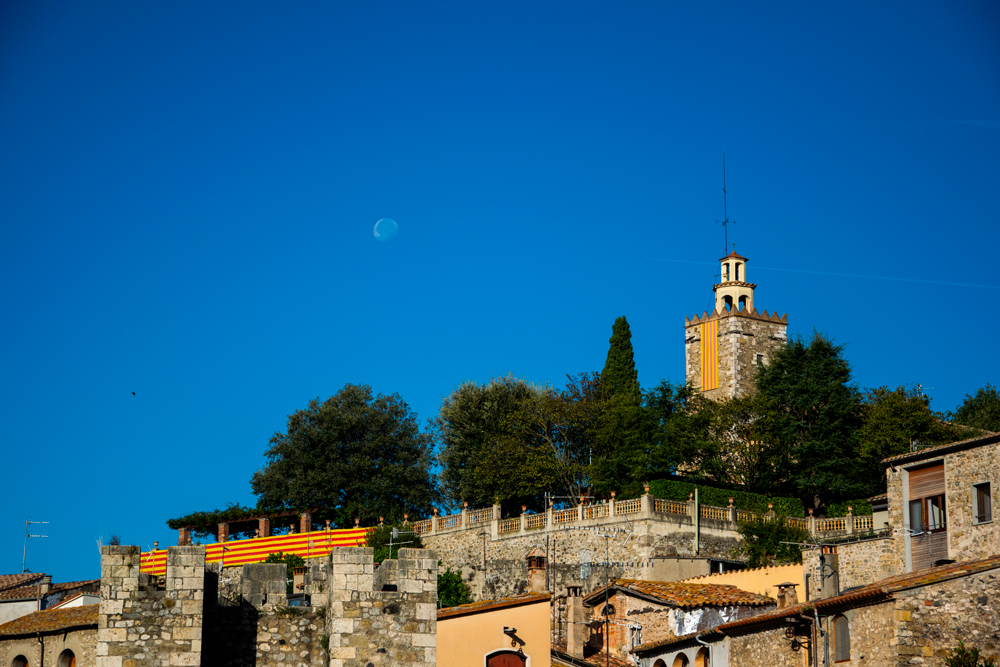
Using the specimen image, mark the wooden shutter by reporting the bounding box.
[909,464,944,499]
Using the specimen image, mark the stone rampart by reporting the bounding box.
[326,547,436,667]
[98,545,204,667]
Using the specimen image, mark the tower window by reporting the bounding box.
[756,354,764,366]
[723,295,733,311]
[724,263,730,281]
[735,263,741,281]
[738,295,747,311]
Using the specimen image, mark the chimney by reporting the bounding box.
[819,549,840,599]
[566,585,587,659]
[775,582,798,609]
[39,575,52,596]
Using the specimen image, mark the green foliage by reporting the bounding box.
[754,333,866,511]
[945,641,997,667]
[319,634,329,651]
[434,376,543,509]
[950,383,1000,433]
[437,567,473,608]
[826,499,873,518]
[167,503,301,539]
[601,316,640,399]
[364,522,424,564]
[855,385,961,495]
[646,479,804,516]
[275,606,307,617]
[733,514,810,568]
[251,384,438,528]
[264,551,305,594]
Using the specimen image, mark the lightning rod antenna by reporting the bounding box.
[717,151,735,256]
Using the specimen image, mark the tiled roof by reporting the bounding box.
[634,554,1000,654]
[437,592,550,620]
[584,579,772,609]
[720,250,748,261]
[0,574,44,593]
[552,643,632,667]
[0,604,98,637]
[0,579,99,602]
[882,431,1000,465]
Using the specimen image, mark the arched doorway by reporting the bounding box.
[486,650,526,667]
[672,654,690,667]
[58,650,75,667]
[694,647,710,667]
[12,656,28,667]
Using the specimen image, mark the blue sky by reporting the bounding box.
[2,1,998,582]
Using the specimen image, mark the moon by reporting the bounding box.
[374,218,398,242]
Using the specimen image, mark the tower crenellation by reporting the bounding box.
[685,248,788,400]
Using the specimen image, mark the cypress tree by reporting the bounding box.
[601,316,640,398]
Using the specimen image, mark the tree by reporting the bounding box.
[437,567,473,608]
[855,385,961,495]
[433,376,542,509]
[601,316,640,399]
[697,393,783,495]
[732,514,810,568]
[364,522,425,564]
[263,552,306,594]
[950,383,1000,433]
[251,384,437,528]
[754,333,866,511]
[945,641,998,667]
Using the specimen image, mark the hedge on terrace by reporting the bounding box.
[647,479,804,517]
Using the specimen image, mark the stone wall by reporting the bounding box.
[684,309,787,400]
[0,627,96,667]
[891,566,1000,665]
[803,537,897,600]
[423,515,740,601]
[98,545,204,667]
[325,547,436,667]
[944,442,1000,561]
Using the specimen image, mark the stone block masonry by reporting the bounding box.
[326,547,437,667]
[98,545,204,667]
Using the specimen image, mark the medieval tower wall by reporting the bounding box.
[684,250,788,400]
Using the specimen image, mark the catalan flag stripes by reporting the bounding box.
[700,320,719,391]
[140,528,369,576]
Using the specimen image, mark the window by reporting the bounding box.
[834,616,850,661]
[909,495,946,533]
[723,295,733,311]
[57,651,75,667]
[974,482,992,524]
[12,657,28,667]
[756,354,764,366]
[735,262,741,281]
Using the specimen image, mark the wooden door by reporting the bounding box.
[487,651,526,667]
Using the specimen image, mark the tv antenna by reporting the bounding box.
[716,151,735,256]
[387,526,414,561]
[23,519,49,573]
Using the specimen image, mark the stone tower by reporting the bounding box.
[684,249,788,400]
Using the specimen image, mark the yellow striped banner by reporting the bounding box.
[700,320,719,391]
[140,528,369,576]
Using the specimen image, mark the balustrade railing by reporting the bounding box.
[616,498,641,515]
[701,505,729,521]
[787,517,809,530]
[584,504,610,520]
[815,517,846,532]
[498,518,520,534]
[437,514,462,531]
[411,519,432,535]
[656,499,689,515]
[468,507,494,525]
[855,516,873,531]
[553,508,578,525]
[526,513,546,529]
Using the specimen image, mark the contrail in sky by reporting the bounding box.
[647,258,1000,290]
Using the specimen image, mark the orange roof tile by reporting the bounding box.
[882,431,999,465]
[437,592,550,620]
[0,574,44,592]
[0,579,99,602]
[0,604,97,637]
[719,250,748,261]
[634,554,1000,654]
[584,579,772,609]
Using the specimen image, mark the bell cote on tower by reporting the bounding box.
[714,249,756,313]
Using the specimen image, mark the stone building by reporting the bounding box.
[633,554,1000,667]
[0,574,100,625]
[884,431,1000,573]
[0,604,97,667]
[684,249,787,400]
[573,579,772,663]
